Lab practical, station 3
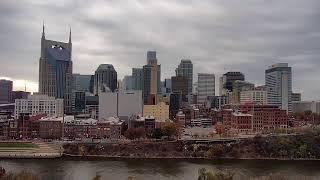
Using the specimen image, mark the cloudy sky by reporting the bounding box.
[1,0,320,100]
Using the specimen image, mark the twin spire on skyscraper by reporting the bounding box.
[42,21,72,43]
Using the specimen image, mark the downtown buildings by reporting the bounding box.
[240,90,267,105]
[219,72,245,95]
[14,94,63,119]
[197,73,215,104]
[265,63,292,112]
[143,51,161,104]
[175,59,193,102]
[0,79,13,104]
[132,68,144,91]
[93,64,117,94]
[0,21,314,142]
[38,25,73,113]
[99,90,143,120]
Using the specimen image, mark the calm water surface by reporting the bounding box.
[1,158,320,180]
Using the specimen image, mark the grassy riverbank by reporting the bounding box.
[0,142,38,149]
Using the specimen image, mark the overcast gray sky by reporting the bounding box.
[0,0,320,100]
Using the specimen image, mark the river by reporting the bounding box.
[1,159,320,180]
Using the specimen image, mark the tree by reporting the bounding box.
[207,144,225,158]
[162,122,177,138]
[124,128,146,140]
[152,128,163,139]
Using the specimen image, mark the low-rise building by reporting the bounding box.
[144,116,156,135]
[39,118,62,139]
[98,117,124,139]
[176,111,186,128]
[39,116,124,139]
[231,112,253,132]
[223,104,288,132]
[14,94,63,119]
[190,118,212,127]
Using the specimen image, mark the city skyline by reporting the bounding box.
[1,1,320,100]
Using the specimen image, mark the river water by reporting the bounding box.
[1,159,320,180]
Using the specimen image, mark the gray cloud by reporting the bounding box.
[0,0,320,100]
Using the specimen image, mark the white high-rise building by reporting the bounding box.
[197,73,215,104]
[14,94,64,119]
[240,90,267,105]
[265,63,292,112]
[99,90,143,120]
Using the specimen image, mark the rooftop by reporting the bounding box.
[232,112,253,117]
[96,64,115,71]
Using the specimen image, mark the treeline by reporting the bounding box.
[63,127,320,160]
[205,127,320,159]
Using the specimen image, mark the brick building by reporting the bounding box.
[222,104,288,132]
[231,112,252,132]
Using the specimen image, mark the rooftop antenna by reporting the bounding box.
[68,25,72,43]
[24,80,27,92]
[42,20,45,38]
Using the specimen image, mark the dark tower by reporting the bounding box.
[39,23,73,114]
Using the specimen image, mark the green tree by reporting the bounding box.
[162,122,177,138]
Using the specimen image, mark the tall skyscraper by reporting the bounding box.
[175,59,193,95]
[38,25,73,113]
[265,63,292,112]
[143,51,161,104]
[147,51,157,65]
[93,64,117,94]
[132,68,144,90]
[197,73,215,104]
[0,79,13,104]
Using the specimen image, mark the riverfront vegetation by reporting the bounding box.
[64,127,320,160]
[0,142,38,149]
[206,126,320,159]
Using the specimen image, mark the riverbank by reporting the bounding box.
[61,153,320,161]
[0,141,62,159]
[62,129,320,161]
